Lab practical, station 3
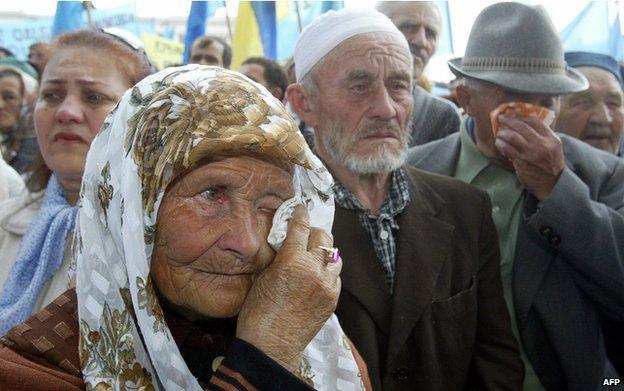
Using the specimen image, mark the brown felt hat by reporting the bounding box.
[448,2,588,95]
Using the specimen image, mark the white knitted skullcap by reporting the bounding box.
[294,8,408,82]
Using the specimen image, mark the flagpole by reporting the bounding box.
[295,1,303,32]
[83,1,94,28]
[225,1,233,43]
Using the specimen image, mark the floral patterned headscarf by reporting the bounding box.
[75,65,364,390]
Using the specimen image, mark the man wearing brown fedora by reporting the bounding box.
[409,2,624,390]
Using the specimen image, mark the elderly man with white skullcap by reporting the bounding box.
[286,8,523,390]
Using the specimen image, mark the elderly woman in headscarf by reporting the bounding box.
[0,57,39,173]
[0,65,371,390]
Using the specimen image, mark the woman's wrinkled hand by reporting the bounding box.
[236,204,342,374]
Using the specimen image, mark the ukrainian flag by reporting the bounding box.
[231,1,276,69]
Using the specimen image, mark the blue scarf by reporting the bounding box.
[0,174,77,334]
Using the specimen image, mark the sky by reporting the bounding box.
[1,0,613,81]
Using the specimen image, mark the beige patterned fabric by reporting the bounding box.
[75,65,365,390]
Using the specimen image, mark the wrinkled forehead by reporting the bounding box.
[194,151,295,175]
[577,66,623,90]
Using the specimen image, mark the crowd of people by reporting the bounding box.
[0,1,622,390]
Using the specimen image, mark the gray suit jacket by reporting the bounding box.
[408,132,624,390]
[409,86,460,147]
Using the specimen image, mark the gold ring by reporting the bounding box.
[318,246,340,264]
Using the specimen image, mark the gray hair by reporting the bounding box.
[298,54,331,99]
[376,1,442,23]
[300,69,318,96]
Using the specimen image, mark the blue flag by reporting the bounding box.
[321,1,344,13]
[250,1,277,59]
[609,11,623,61]
[434,1,453,55]
[51,1,85,37]
[276,1,343,62]
[183,1,224,63]
[561,2,611,55]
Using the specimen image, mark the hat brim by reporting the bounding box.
[448,57,588,95]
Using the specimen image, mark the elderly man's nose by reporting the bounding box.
[218,210,262,259]
[408,26,428,47]
[369,87,398,120]
[591,102,614,125]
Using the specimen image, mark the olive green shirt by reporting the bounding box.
[454,123,545,391]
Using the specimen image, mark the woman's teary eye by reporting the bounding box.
[199,188,219,201]
[259,204,278,213]
[258,194,284,213]
[41,91,62,103]
[86,92,106,104]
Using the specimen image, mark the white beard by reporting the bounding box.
[321,120,410,175]
[340,142,407,175]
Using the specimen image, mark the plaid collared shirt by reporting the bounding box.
[333,168,411,293]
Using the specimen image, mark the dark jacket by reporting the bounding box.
[334,166,524,390]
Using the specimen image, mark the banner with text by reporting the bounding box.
[0,3,139,61]
[142,34,184,69]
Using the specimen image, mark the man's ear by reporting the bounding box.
[455,83,475,116]
[286,84,318,126]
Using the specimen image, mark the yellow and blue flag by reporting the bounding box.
[232,0,343,68]
[232,1,276,68]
